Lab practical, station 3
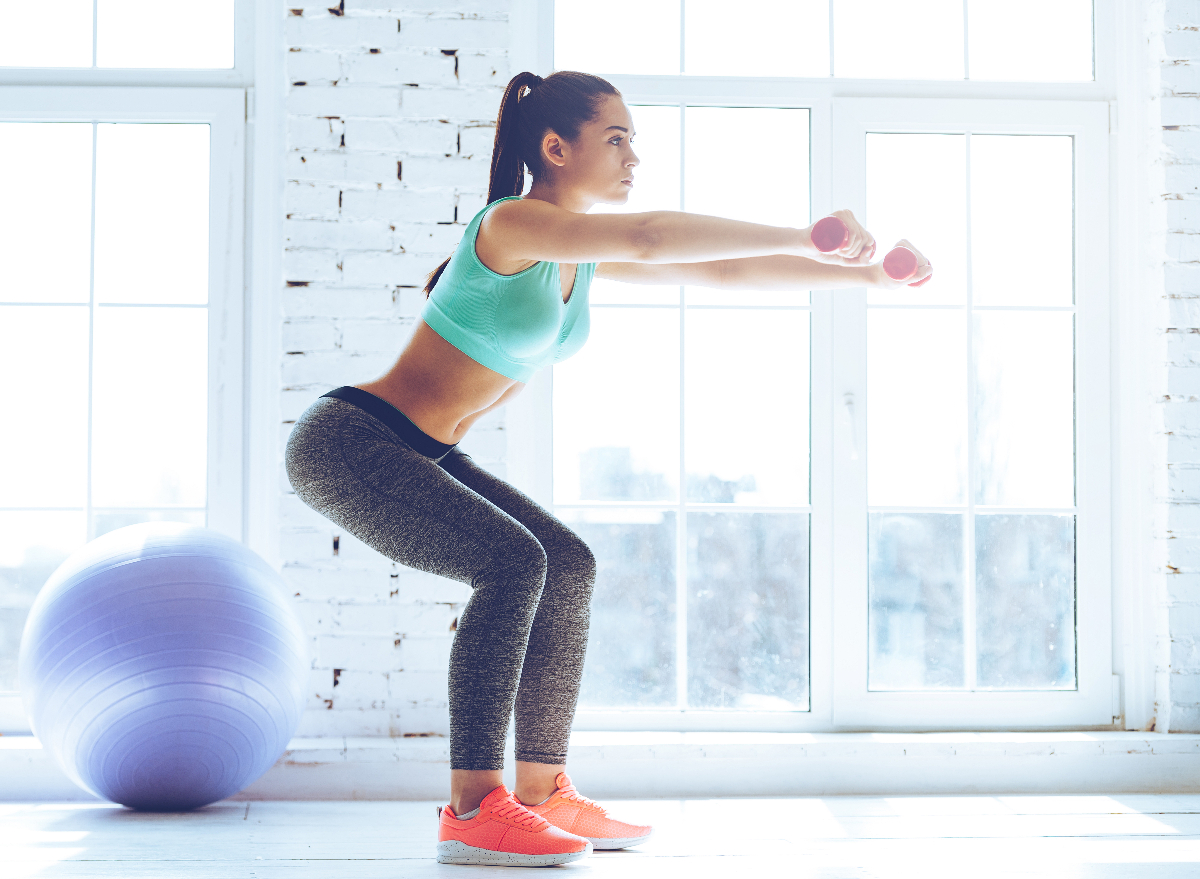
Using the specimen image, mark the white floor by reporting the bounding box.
[5,795,1200,878]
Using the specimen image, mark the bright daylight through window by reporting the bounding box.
[0,8,234,695]
[552,0,1097,723]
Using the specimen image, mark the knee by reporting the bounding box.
[552,531,597,593]
[494,529,549,589]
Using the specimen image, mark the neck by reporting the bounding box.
[524,180,593,213]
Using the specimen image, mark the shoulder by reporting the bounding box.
[477,198,572,271]
[480,196,569,235]
[474,198,549,275]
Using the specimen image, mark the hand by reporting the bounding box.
[802,209,876,265]
[870,239,933,289]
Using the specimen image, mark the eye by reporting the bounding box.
[609,136,623,145]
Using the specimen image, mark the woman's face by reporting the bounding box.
[542,95,640,205]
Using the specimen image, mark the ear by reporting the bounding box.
[541,131,567,169]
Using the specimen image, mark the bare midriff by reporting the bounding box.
[354,319,525,446]
[355,253,579,446]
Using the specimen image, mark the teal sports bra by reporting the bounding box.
[420,195,595,383]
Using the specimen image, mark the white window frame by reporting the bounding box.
[831,98,1111,728]
[508,0,1126,732]
[0,0,277,734]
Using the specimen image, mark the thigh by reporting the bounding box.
[286,398,539,584]
[437,449,590,562]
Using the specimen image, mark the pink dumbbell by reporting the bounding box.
[809,216,930,287]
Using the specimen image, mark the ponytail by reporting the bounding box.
[423,69,621,297]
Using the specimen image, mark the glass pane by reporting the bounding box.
[685,309,809,505]
[969,0,1093,82]
[869,512,965,690]
[97,0,235,68]
[0,123,93,304]
[95,508,206,539]
[554,308,679,503]
[591,105,680,306]
[0,512,88,692]
[833,0,963,80]
[975,514,1076,688]
[974,312,1074,507]
[0,307,89,507]
[94,124,209,305]
[685,107,810,307]
[868,309,967,506]
[570,509,676,708]
[687,512,809,710]
[971,135,1073,307]
[866,133,966,306]
[555,0,679,75]
[93,307,208,507]
[0,0,92,67]
[686,0,828,77]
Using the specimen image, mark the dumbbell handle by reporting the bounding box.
[809,215,927,286]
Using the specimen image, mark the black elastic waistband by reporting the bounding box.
[320,386,457,459]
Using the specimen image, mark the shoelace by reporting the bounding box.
[493,794,549,829]
[558,784,605,814]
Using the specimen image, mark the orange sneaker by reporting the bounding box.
[524,772,653,850]
[436,784,593,866]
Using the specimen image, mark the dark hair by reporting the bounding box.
[422,70,622,296]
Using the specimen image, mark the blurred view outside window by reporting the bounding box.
[0,1,239,701]
[553,106,813,712]
[866,133,1076,692]
[0,121,215,692]
[554,4,1093,714]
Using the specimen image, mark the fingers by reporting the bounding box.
[831,209,875,261]
[909,260,934,287]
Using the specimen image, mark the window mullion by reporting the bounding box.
[962,0,970,80]
[675,101,688,710]
[964,130,977,691]
[86,120,97,542]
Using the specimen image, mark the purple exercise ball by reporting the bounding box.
[18,522,308,811]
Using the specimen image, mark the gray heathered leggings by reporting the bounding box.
[283,391,597,771]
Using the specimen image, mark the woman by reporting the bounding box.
[285,70,931,867]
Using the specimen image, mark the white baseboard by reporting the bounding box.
[3,731,1199,802]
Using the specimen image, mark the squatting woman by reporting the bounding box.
[284,69,931,867]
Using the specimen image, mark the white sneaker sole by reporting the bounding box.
[436,839,593,866]
[585,831,653,850]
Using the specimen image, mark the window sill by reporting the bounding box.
[3,731,1198,801]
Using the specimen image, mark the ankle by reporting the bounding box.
[513,785,555,807]
[450,794,486,816]
[513,760,564,807]
[449,769,505,817]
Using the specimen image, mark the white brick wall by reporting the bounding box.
[278,1,508,737]
[1158,0,1200,732]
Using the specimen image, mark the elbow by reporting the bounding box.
[630,213,663,263]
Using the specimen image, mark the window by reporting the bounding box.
[0,6,252,733]
[511,0,1113,730]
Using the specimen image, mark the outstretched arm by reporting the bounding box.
[598,255,878,290]
[599,249,932,291]
[484,198,874,266]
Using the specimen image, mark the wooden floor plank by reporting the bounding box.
[4,796,1200,879]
